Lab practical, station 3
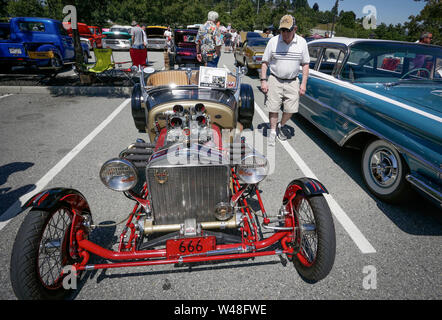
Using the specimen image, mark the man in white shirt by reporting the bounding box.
[260,15,310,145]
[164,26,172,52]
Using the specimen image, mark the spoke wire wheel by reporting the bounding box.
[10,206,79,300]
[290,192,336,283]
[294,196,318,267]
[362,139,409,203]
[37,207,72,289]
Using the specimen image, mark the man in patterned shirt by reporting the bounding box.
[195,11,223,67]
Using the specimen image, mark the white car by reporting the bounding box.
[79,37,91,49]
[102,28,132,51]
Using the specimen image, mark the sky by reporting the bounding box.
[306,0,427,26]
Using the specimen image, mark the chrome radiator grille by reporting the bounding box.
[147,165,230,225]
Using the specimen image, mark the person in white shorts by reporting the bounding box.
[260,14,310,145]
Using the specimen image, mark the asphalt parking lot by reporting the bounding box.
[0,49,441,301]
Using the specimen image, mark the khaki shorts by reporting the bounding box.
[265,75,299,113]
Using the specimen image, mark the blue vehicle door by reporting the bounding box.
[301,46,347,141]
[57,22,75,60]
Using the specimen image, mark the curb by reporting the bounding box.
[0,85,132,97]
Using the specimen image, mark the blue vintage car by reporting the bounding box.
[0,17,90,73]
[299,38,441,208]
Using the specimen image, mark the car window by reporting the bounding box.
[308,46,322,69]
[18,22,45,32]
[318,48,345,75]
[340,41,442,82]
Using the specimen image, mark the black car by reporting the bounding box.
[169,29,201,67]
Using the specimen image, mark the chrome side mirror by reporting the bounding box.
[143,67,155,74]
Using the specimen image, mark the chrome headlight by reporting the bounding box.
[100,158,138,191]
[237,153,269,184]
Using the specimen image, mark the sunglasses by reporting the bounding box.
[280,28,292,33]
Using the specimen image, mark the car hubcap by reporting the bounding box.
[369,148,398,188]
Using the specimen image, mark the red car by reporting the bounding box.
[63,22,103,48]
[10,68,336,299]
[87,25,105,48]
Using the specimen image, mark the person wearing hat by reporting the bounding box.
[260,15,310,146]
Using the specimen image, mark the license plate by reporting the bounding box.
[9,48,22,55]
[166,236,216,259]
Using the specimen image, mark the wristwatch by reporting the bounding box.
[260,78,267,81]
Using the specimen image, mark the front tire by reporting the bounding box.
[361,139,410,203]
[10,207,79,300]
[291,193,336,283]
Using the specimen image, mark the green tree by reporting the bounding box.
[7,0,45,17]
[406,0,441,44]
[231,0,255,31]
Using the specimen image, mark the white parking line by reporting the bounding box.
[224,63,376,254]
[254,103,376,254]
[0,98,131,231]
[0,94,13,100]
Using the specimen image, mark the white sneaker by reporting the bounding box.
[268,130,276,146]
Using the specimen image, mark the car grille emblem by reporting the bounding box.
[154,169,169,184]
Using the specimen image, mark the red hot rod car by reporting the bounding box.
[10,67,336,299]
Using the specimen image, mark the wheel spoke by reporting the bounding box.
[37,208,72,288]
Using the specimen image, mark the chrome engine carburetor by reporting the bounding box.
[164,103,213,145]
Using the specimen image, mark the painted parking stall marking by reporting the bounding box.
[223,63,376,254]
[0,98,131,231]
[254,102,376,254]
[0,94,13,100]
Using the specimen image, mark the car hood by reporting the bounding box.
[355,82,442,115]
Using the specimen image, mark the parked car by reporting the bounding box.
[305,34,324,42]
[300,37,442,207]
[146,26,167,50]
[0,17,90,73]
[80,37,91,50]
[238,31,262,44]
[234,36,269,75]
[64,22,103,48]
[109,25,132,34]
[10,67,336,299]
[88,25,105,48]
[102,31,131,51]
[169,29,200,67]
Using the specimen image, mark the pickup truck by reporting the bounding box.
[0,17,90,73]
[64,22,104,48]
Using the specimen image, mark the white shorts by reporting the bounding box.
[265,75,300,113]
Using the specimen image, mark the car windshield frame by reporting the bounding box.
[340,41,442,84]
[145,87,237,110]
